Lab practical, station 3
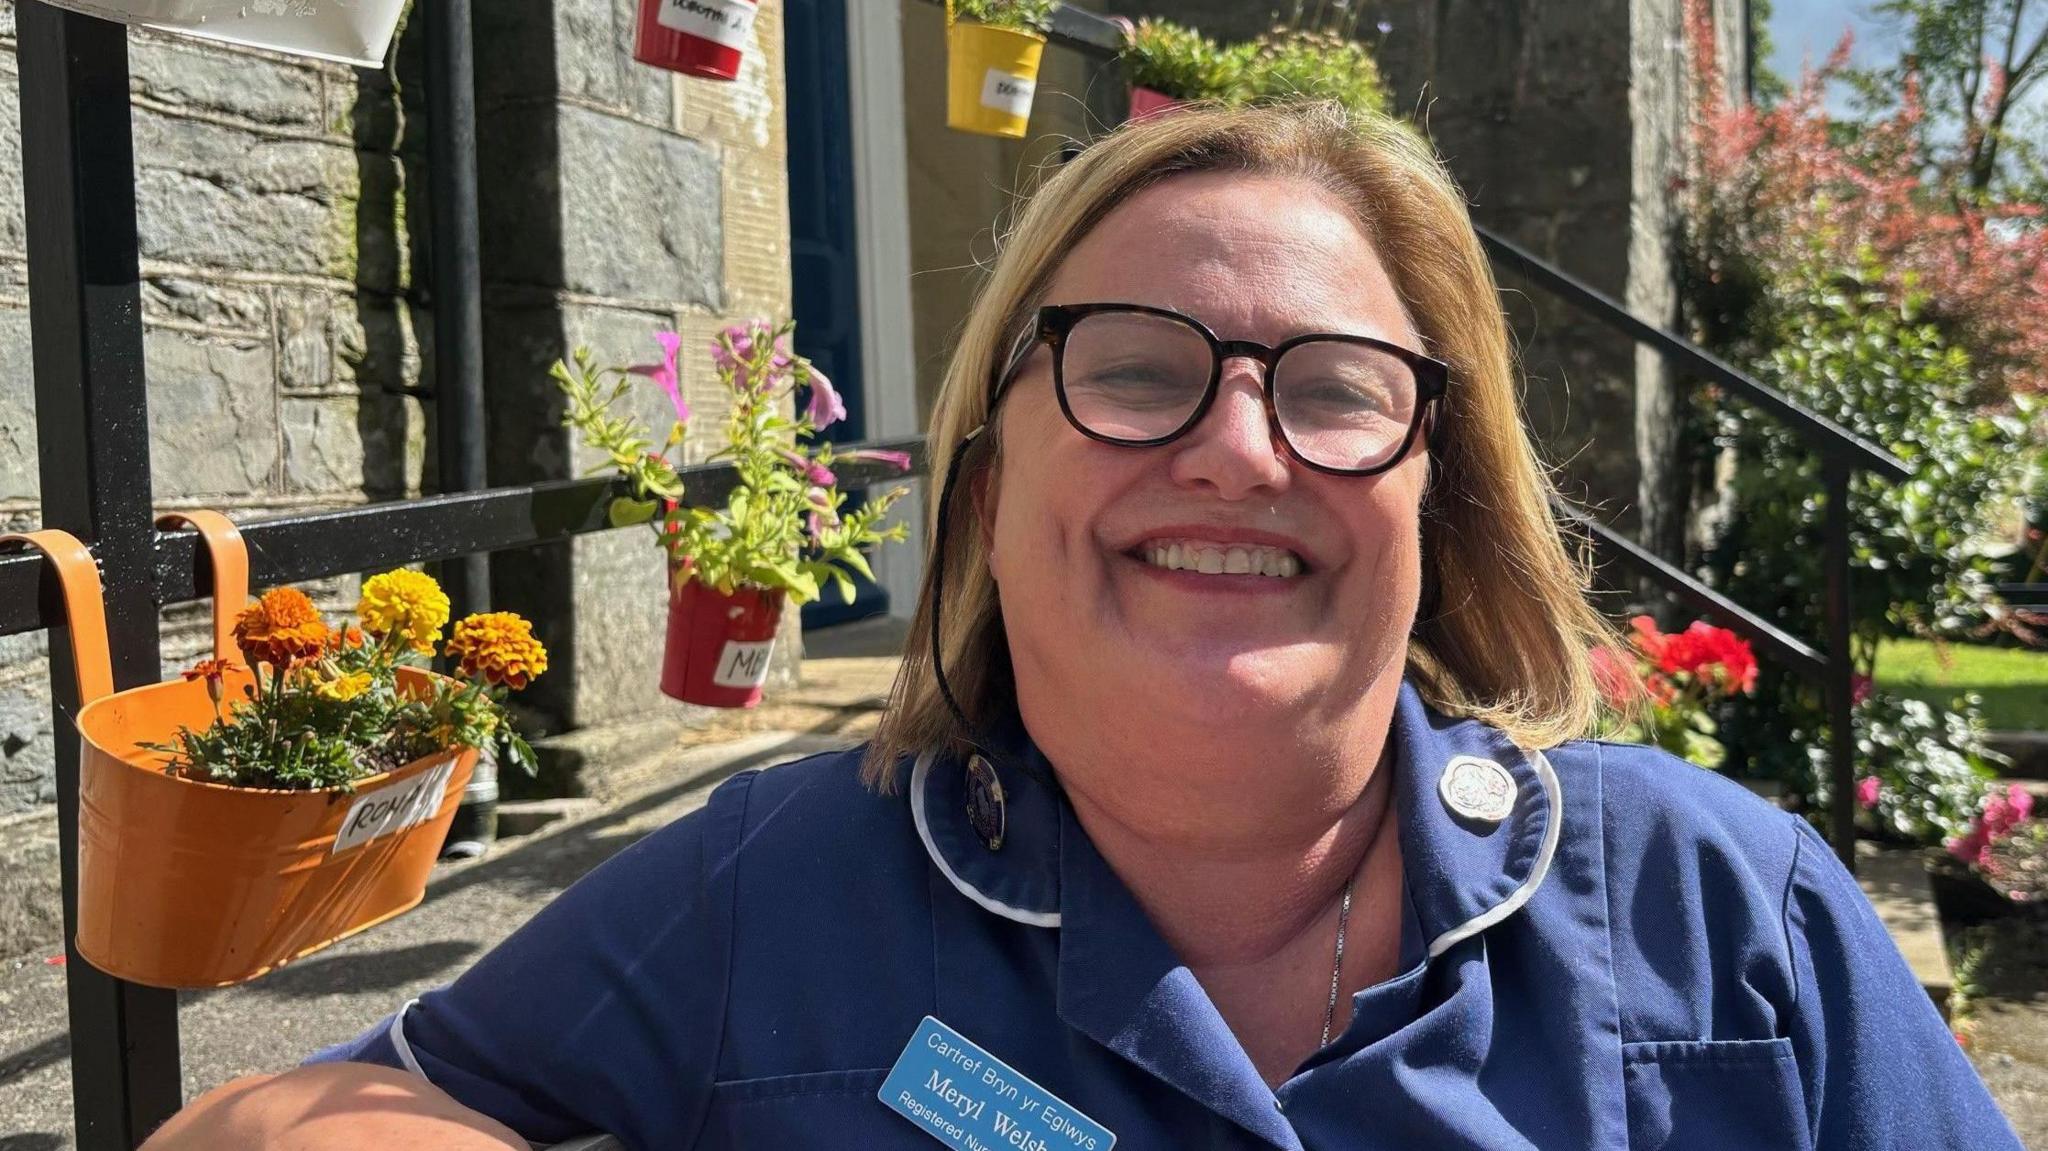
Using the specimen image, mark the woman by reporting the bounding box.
[147,103,2017,1150]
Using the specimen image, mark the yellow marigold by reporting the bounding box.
[444,612,549,690]
[233,588,331,669]
[312,670,373,702]
[357,569,450,654]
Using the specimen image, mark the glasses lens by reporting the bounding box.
[1272,340,1422,471]
[1058,311,1213,442]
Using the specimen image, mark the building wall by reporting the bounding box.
[0,0,792,949]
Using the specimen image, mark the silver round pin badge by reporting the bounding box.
[965,753,1006,852]
[1438,755,1517,825]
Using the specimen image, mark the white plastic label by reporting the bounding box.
[332,761,455,856]
[979,69,1037,117]
[655,0,758,48]
[712,638,776,689]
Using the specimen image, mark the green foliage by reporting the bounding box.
[554,322,911,608]
[1703,255,2032,656]
[1838,690,2003,842]
[953,0,1058,33]
[1237,28,1388,116]
[1119,18,1245,100]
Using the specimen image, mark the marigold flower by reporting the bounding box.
[181,658,241,705]
[445,612,549,690]
[358,569,450,654]
[326,625,366,654]
[233,588,331,669]
[312,671,374,703]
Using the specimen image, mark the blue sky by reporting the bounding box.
[1768,1,1901,82]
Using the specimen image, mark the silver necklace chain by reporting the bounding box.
[1319,874,1355,1048]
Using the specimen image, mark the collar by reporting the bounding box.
[911,680,1563,955]
[910,682,1564,1148]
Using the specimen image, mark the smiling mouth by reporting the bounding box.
[1135,538,1305,579]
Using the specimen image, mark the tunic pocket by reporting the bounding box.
[701,1068,926,1148]
[1621,1038,1811,1151]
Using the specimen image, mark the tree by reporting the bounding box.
[1857,0,2048,200]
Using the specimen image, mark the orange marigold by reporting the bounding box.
[232,588,331,668]
[180,657,241,705]
[326,624,366,654]
[444,612,549,690]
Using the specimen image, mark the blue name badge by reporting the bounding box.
[879,1016,1116,1151]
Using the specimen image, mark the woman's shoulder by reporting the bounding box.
[1544,735,1809,884]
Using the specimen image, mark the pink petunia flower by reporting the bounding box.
[837,448,914,472]
[628,330,691,425]
[805,368,846,430]
[1856,776,1881,809]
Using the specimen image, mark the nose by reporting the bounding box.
[1166,357,1290,499]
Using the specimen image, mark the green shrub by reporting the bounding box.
[1120,18,1243,100]
[952,0,1058,34]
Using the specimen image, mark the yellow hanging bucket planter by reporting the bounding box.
[945,5,1047,139]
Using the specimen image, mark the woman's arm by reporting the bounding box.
[140,1062,527,1150]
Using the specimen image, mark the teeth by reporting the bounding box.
[1138,539,1305,579]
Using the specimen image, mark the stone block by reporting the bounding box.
[129,33,326,132]
[0,54,23,259]
[132,107,357,277]
[554,104,720,306]
[144,326,279,499]
[142,276,270,334]
[556,0,672,123]
[0,807,62,957]
[0,673,53,814]
[281,391,419,497]
[0,304,35,503]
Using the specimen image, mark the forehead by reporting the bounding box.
[1042,170,1416,345]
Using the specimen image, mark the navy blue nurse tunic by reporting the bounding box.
[312,682,2021,1149]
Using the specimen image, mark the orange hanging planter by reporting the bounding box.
[4,514,476,989]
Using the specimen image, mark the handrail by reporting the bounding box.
[1477,227,1911,482]
[0,437,928,640]
[1555,498,1827,681]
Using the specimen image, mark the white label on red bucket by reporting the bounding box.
[712,638,777,689]
[332,761,456,856]
[980,69,1037,117]
[655,0,757,48]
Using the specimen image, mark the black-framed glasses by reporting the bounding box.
[989,303,1449,476]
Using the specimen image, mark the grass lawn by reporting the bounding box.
[1876,639,2048,732]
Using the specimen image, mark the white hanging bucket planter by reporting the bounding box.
[32,0,407,68]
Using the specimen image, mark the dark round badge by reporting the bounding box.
[965,754,1006,852]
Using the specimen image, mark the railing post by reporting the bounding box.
[1822,456,1858,872]
[17,2,184,1144]
[424,0,491,620]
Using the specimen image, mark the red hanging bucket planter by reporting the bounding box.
[633,0,760,80]
[1128,86,1184,120]
[662,578,786,709]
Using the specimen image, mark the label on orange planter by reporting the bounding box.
[332,760,456,856]
[980,69,1036,117]
[654,0,756,47]
[712,638,776,689]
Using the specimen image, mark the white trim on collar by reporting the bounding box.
[387,997,428,1078]
[1424,749,1564,958]
[910,752,1063,929]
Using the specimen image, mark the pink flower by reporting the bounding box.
[1851,673,1873,706]
[805,368,846,431]
[627,330,691,425]
[1856,776,1880,809]
[777,448,835,487]
[837,448,914,472]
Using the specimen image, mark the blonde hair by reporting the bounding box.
[863,102,1619,789]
